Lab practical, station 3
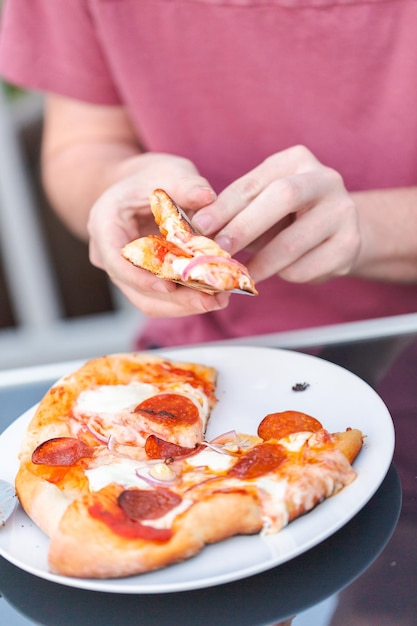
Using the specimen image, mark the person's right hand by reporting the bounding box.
[87,153,231,318]
[191,145,361,286]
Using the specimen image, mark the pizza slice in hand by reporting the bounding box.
[122,189,258,295]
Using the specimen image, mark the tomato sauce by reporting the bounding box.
[89,492,173,542]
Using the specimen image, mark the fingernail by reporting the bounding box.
[214,234,232,253]
[192,212,213,234]
[190,186,217,208]
[200,186,217,201]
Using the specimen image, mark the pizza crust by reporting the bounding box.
[48,491,263,578]
[333,428,363,464]
[16,464,72,537]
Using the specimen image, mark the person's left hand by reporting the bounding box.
[87,152,231,318]
[191,145,361,285]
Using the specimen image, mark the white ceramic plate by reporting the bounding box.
[0,346,394,593]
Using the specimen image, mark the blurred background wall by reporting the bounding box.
[0,84,143,370]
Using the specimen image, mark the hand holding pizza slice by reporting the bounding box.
[122,189,258,295]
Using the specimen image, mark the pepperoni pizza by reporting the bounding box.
[122,189,258,295]
[15,353,363,579]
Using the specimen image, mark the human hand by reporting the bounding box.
[191,145,361,285]
[87,153,230,317]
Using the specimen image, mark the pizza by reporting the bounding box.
[122,188,258,295]
[15,352,363,579]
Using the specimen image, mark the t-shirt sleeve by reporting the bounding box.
[0,0,120,104]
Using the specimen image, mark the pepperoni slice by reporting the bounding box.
[89,498,172,542]
[145,434,199,460]
[32,437,94,466]
[257,411,323,441]
[228,442,287,479]
[134,393,199,426]
[118,488,182,520]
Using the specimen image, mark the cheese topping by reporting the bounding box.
[171,256,191,275]
[280,431,313,452]
[86,458,151,492]
[256,477,289,535]
[185,448,236,472]
[75,382,158,419]
[85,428,355,536]
[148,463,177,482]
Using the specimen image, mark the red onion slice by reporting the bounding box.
[203,441,231,455]
[210,430,239,445]
[87,423,109,444]
[181,255,248,282]
[135,466,179,487]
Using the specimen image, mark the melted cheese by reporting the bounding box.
[185,448,235,472]
[171,256,190,276]
[75,382,158,419]
[85,426,354,536]
[85,458,151,492]
[256,477,289,535]
[281,431,313,452]
[86,458,181,493]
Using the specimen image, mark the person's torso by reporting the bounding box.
[90,0,417,193]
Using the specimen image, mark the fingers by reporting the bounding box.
[92,234,231,318]
[169,179,217,212]
[218,171,335,255]
[191,146,361,284]
[112,273,230,318]
[86,145,360,314]
[86,154,230,318]
[115,152,217,213]
[246,184,360,282]
[192,146,319,240]
[248,224,358,284]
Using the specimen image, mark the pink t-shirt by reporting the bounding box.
[1,0,417,348]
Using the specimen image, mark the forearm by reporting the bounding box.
[41,95,142,240]
[42,142,141,240]
[351,186,417,282]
